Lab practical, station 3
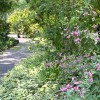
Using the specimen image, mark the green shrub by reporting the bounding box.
[0,47,100,100]
[0,0,100,100]
[0,37,19,51]
[8,8,43,38]
[0,18,17,51]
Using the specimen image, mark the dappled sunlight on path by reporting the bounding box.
[0,35,32,77]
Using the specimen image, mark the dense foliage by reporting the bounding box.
[0,47,100,99]
[0,0,100,100]
[8,8,42,37]
[0,0,19,51]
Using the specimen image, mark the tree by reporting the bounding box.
[0,0,12,13]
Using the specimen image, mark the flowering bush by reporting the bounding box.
[0,0,100,100]
[0,47,100,100]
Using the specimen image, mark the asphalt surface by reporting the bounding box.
[0,35,32,77]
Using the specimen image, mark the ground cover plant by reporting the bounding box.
[0,36,100,100]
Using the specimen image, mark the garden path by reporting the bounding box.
[0,35,32,77]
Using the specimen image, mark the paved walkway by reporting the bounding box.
[0,35,32,77]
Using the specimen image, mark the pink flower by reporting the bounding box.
[74,81,82,85]
[74,38,80,41]
[60,84,72,92]
[73,86,80,91]
[66,84,72,89]
[72,31,80,36]
[66,35,71,39]
[92,24,97,29]
[96,37,100,41]
[96,63,100,71]
[74,38,80,44]
[60,87,68,92]
[88,71,93,82]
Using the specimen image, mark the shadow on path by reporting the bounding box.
[0,35,32,77]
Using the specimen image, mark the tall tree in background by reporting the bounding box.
[0,0,13,37]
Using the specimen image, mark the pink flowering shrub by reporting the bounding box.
[0,0,100,100]
[63,26,96,55]
[29,50,99,100]
[36,2,100,100]
[43,49,100,99]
